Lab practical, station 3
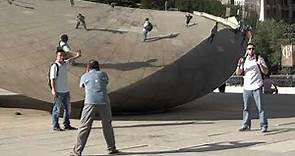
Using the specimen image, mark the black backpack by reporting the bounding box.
[146,22,153,32]
[48,63,59,89]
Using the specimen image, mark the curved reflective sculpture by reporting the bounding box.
[0,0,244,113]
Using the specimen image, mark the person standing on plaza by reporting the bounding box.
[235,43,269,133]
[75,13,88,31]
[164,0,168,11]
[50,48,81,131]
[71,60,119,156]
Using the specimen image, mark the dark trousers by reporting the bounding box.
[75,21,87,30]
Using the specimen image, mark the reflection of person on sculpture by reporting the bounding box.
[58,34,81,63]
[263,74,278,94]
[208,22,218,43]
[185,13,193,27]
[235,43,269,133]
[143,18,152,42]
[75,13,88,31]
[50,48,81,131]
[69,0,74,7]
[7,0,14,5]
[71,60,119,156]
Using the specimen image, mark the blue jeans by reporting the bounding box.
[52,92,71,128]
[242,87,268,128]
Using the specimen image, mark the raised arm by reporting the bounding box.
[67,49,81,62]
[235,57,244,76]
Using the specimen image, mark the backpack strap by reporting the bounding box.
[48,63,59,89]
[50,63,59,77]
[54,63,59,77]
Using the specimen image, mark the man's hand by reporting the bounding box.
[76,49,81,57]
[51,89,56,97]
[237,57,244,66]
[257,56,264,65]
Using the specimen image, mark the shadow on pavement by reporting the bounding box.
[92,121,215,129]
[145,33,179,42]
[1,92,294,121]
[87,28,128,34]
[84,141,264,155]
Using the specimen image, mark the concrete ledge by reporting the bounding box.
[193,11,239,29]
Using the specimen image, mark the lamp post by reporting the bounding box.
[259,0,265,21]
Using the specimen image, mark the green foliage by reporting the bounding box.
[174,0,225,16]
[84,0,140,7]
[253,20,295,74]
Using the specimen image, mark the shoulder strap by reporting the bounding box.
[54,63,59,77]
[255,55,265,79]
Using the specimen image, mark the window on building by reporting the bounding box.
[292,0,295,4]
[282,10,289,19]
[283,0,288,6]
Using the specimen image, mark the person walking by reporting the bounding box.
[75,13,88,31]
[71,60,119,156]
[143,18,152,42]
[235,43,269,133]
[185,13,193,27]
[49,48,81,131]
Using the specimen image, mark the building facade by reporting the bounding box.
[263,0,295,22]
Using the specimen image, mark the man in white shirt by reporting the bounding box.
[235,43,269,133]
[50,48,81,131]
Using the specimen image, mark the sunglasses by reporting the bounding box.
[247,48,255,50]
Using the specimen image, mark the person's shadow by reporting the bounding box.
[87,28,128,34]
[83,140,264,155]
[74,59,162,71]
[10,0,35,9]
[187,22,198,27]
[145,33,179,42]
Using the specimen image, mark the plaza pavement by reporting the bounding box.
[0,92,295,156]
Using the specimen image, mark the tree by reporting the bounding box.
[174,0,225,16]
[253,20,286,74]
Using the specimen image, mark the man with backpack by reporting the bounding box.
[49,48,81,131]
[235,43,269,133]
[143,18,153,42]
